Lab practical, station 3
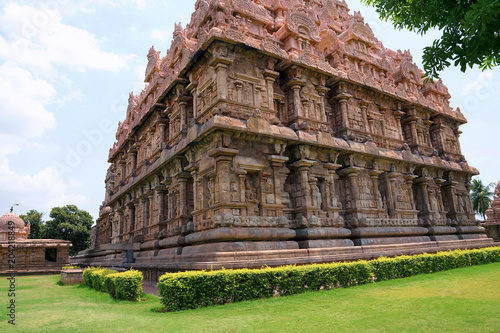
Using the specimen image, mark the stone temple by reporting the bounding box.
[484,181,500,242]
[0,210,71,275]
[73,0,495,280]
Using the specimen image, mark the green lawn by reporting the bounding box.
[2,263,500,332]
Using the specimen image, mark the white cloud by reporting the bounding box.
[0,3,129,75]
[462,71,500,96]
[77,0,149,13]
[0,62,57,138]
[150,28,173,42]
[55,88,83,107]
[0,156,88,213]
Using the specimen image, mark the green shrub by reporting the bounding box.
[92,269,118,292]
[82,267,143,302]
[108,270,143,302]
[157,246,500,312]
[82,267,101,287]
[62,265,80,270]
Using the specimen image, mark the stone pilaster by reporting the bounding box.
[288,78,305,118]
[332,92,352,130]
[325,162,342,218]
[291,159,316,218]
[359,100,370,132]
[263,70,279,111]
[268,155,289,207]
[210,57,232,100]
[209,147,238,214]
[316,85,329,123]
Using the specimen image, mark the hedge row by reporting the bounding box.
[157,246,500,311]
[83,267,143,301]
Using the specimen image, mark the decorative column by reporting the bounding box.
[414,176,432,217]
[115,209,124,243]
[378,106,387,136]
[316,85,329,123]
[369,169,384,212]
[236,170,247,205]
[210,56,232,100]
[175,172,191,219]
[325,162,342,217]
[119,158,126,182]
[291,159,316,214]
[130,148,138,172]
[393,107,405,140]
[268,155,289,207]
[127,202,136,234]
[359,100,370,132]
[263,70,279,111]
[158,120,167,144]
[154,184,167,225]
[403,109,420,147]
[384,171,399,218]
[209,147,238,213]
[234,80,243,103]
[288,78,305,118]
[187,81,198,119]
[332,92,352,130]
[140,195,148,230]
[442,179,459,219]
[148,192,155,227]
[338,164,363,218]
[404,173,418,210]
[178,100,188,134]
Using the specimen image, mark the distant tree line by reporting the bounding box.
[20,204,93,256]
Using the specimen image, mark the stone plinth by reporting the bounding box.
[61,268,85,285]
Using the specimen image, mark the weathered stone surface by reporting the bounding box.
[72,0,495,279]
[61,269,84,285]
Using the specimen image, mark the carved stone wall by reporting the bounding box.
[74,0,493,277]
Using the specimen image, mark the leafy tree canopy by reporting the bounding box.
[470,179,494,219]
[44,205,94,255]
[362,0,500,78]
[19,209,45,239]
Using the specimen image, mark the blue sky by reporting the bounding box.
[1,0,499,222]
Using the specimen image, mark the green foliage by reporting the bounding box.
[83,267,143,302]
[471,179,495,219]
[19,209,45,239]
[61,265,80,270]
[157,246,500,312]
[109,270,143,302]
[361,0,500,78]
[82,267,101,286]
[43,204,93,255]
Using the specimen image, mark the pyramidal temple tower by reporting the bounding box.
[73,0,494,281]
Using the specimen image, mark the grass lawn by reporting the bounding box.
[1,263,500,332]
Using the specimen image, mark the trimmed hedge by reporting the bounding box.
[61,265,80,270]
[157,246,500,311]
[83,268,143,302]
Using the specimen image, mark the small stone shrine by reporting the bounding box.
[484,181,500,241]
[0,209,71,275]
[72,0,494,281]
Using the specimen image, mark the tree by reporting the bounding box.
[19,209,45,239]
[43,205,94,256]
[362,0,500,79]
[470,179,494,219]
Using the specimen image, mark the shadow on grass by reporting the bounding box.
[150,306,169,313]
[56,280,66,286]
